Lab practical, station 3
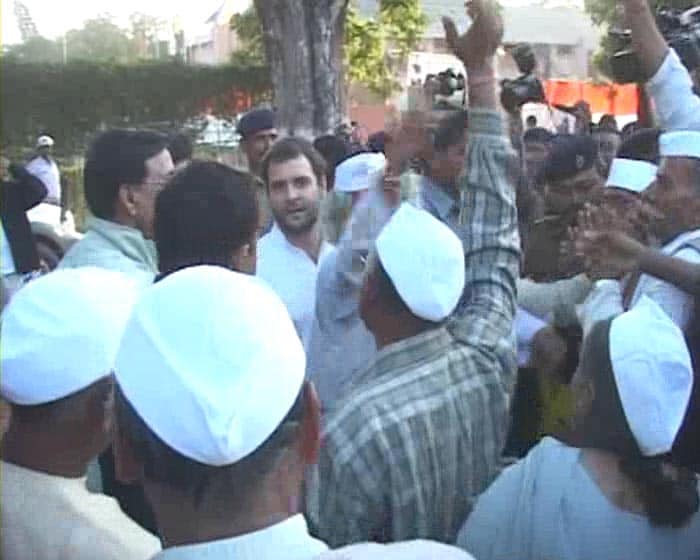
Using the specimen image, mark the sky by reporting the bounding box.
[1,0,233,45]
[2,0,583,46]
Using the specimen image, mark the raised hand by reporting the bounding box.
[572,204,646,280]
[442,0,503,70]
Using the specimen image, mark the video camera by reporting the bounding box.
[609,6,700,84]
[500,44,546,113]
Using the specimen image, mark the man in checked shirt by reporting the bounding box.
[305,0,520,547]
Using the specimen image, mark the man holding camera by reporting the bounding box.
[620,0,700,131]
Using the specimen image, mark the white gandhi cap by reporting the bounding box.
[1,268,139,405]
[659,130,700,160]
[610,296,693,456]
[605,158,657,193]
[115,266,306,467]
[375,202,465,322]
[36,135,54,148]
[334,152,387,193]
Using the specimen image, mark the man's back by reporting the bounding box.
[2,461,159,560]
[309,323,509,545]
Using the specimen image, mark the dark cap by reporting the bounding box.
[237,108,276,139]
[523,127,554,145]
[542,134,597,183]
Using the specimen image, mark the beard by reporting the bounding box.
[274,200,321,236]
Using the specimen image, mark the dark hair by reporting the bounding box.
[11,376,112,424]
[591,124,621,138]
[569,319,699,528]
[523,127,554,145]
[433,110,469,153]
[616,128,661,164]
[167,133,193,165]
[260,137,327,188]
[367,131,387,154]
[84,129,168,219]
[115,384,306,508]
[154,161,259,276]
[313,135,350,191]
[598,114,619,131]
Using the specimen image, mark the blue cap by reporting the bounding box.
[542,134,597,183]
[237,108,276,139]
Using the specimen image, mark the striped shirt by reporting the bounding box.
[305,109,520,546]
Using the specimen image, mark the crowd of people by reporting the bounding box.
[2,0,700,558]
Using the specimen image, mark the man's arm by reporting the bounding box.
[622,0,700,130]
[517,274,592,320]
[443,5,519,351]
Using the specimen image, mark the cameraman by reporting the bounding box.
[622,0,700,131]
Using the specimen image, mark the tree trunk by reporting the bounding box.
[254,0,348,138]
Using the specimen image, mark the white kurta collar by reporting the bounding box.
[662,228,700,255]
[152,515,328,560]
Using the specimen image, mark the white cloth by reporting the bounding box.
[314,541,474,559]
[1,268,139,405]
[1,219,16,275]
[659,131,700,160]
[26,156,61,202]
[578,229,700,335]
[647,49,700,132]
[515,307,548,367]
[2,461,160,560]
[610,296,693,456]
[457,437,700,560]
[151,515,327,560]
[257,224,334,348]
[376,202,465,322]
[116,266,305,466]
[605,159,657,193]
[334,153,386,193]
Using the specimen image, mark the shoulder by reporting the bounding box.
[67,495,160,559]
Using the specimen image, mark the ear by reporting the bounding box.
[230,241,257,275]
[299,381,321,466]
[116,184,139,219]
[318,174,327,195]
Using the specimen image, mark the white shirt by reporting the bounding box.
[151,515,328,560]
[1,461,160,560]
[1,218,16,275]
[579,228,700,335]
[458,437,700,560]
[257,224,333,348]
[26,156,61,202]
[315,541,474,559]
[647,49,700,132]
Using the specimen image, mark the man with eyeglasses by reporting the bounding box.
[60,129,174,286]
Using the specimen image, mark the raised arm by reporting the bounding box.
[621,0,700,131]
[443,1,520,349]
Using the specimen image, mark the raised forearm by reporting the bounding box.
[623,0,668,79]
[638,249,700,298]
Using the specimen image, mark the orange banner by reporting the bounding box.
[544,80,639,116]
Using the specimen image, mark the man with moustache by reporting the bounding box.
[257,138,334,347]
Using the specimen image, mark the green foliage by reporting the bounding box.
[585,0,699,76]
[230,9,267,67]
[65,15,132,63]
[3,36,62,63]
[231,0,426,98]
[585,0,696,26]
[0,60,271,152]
